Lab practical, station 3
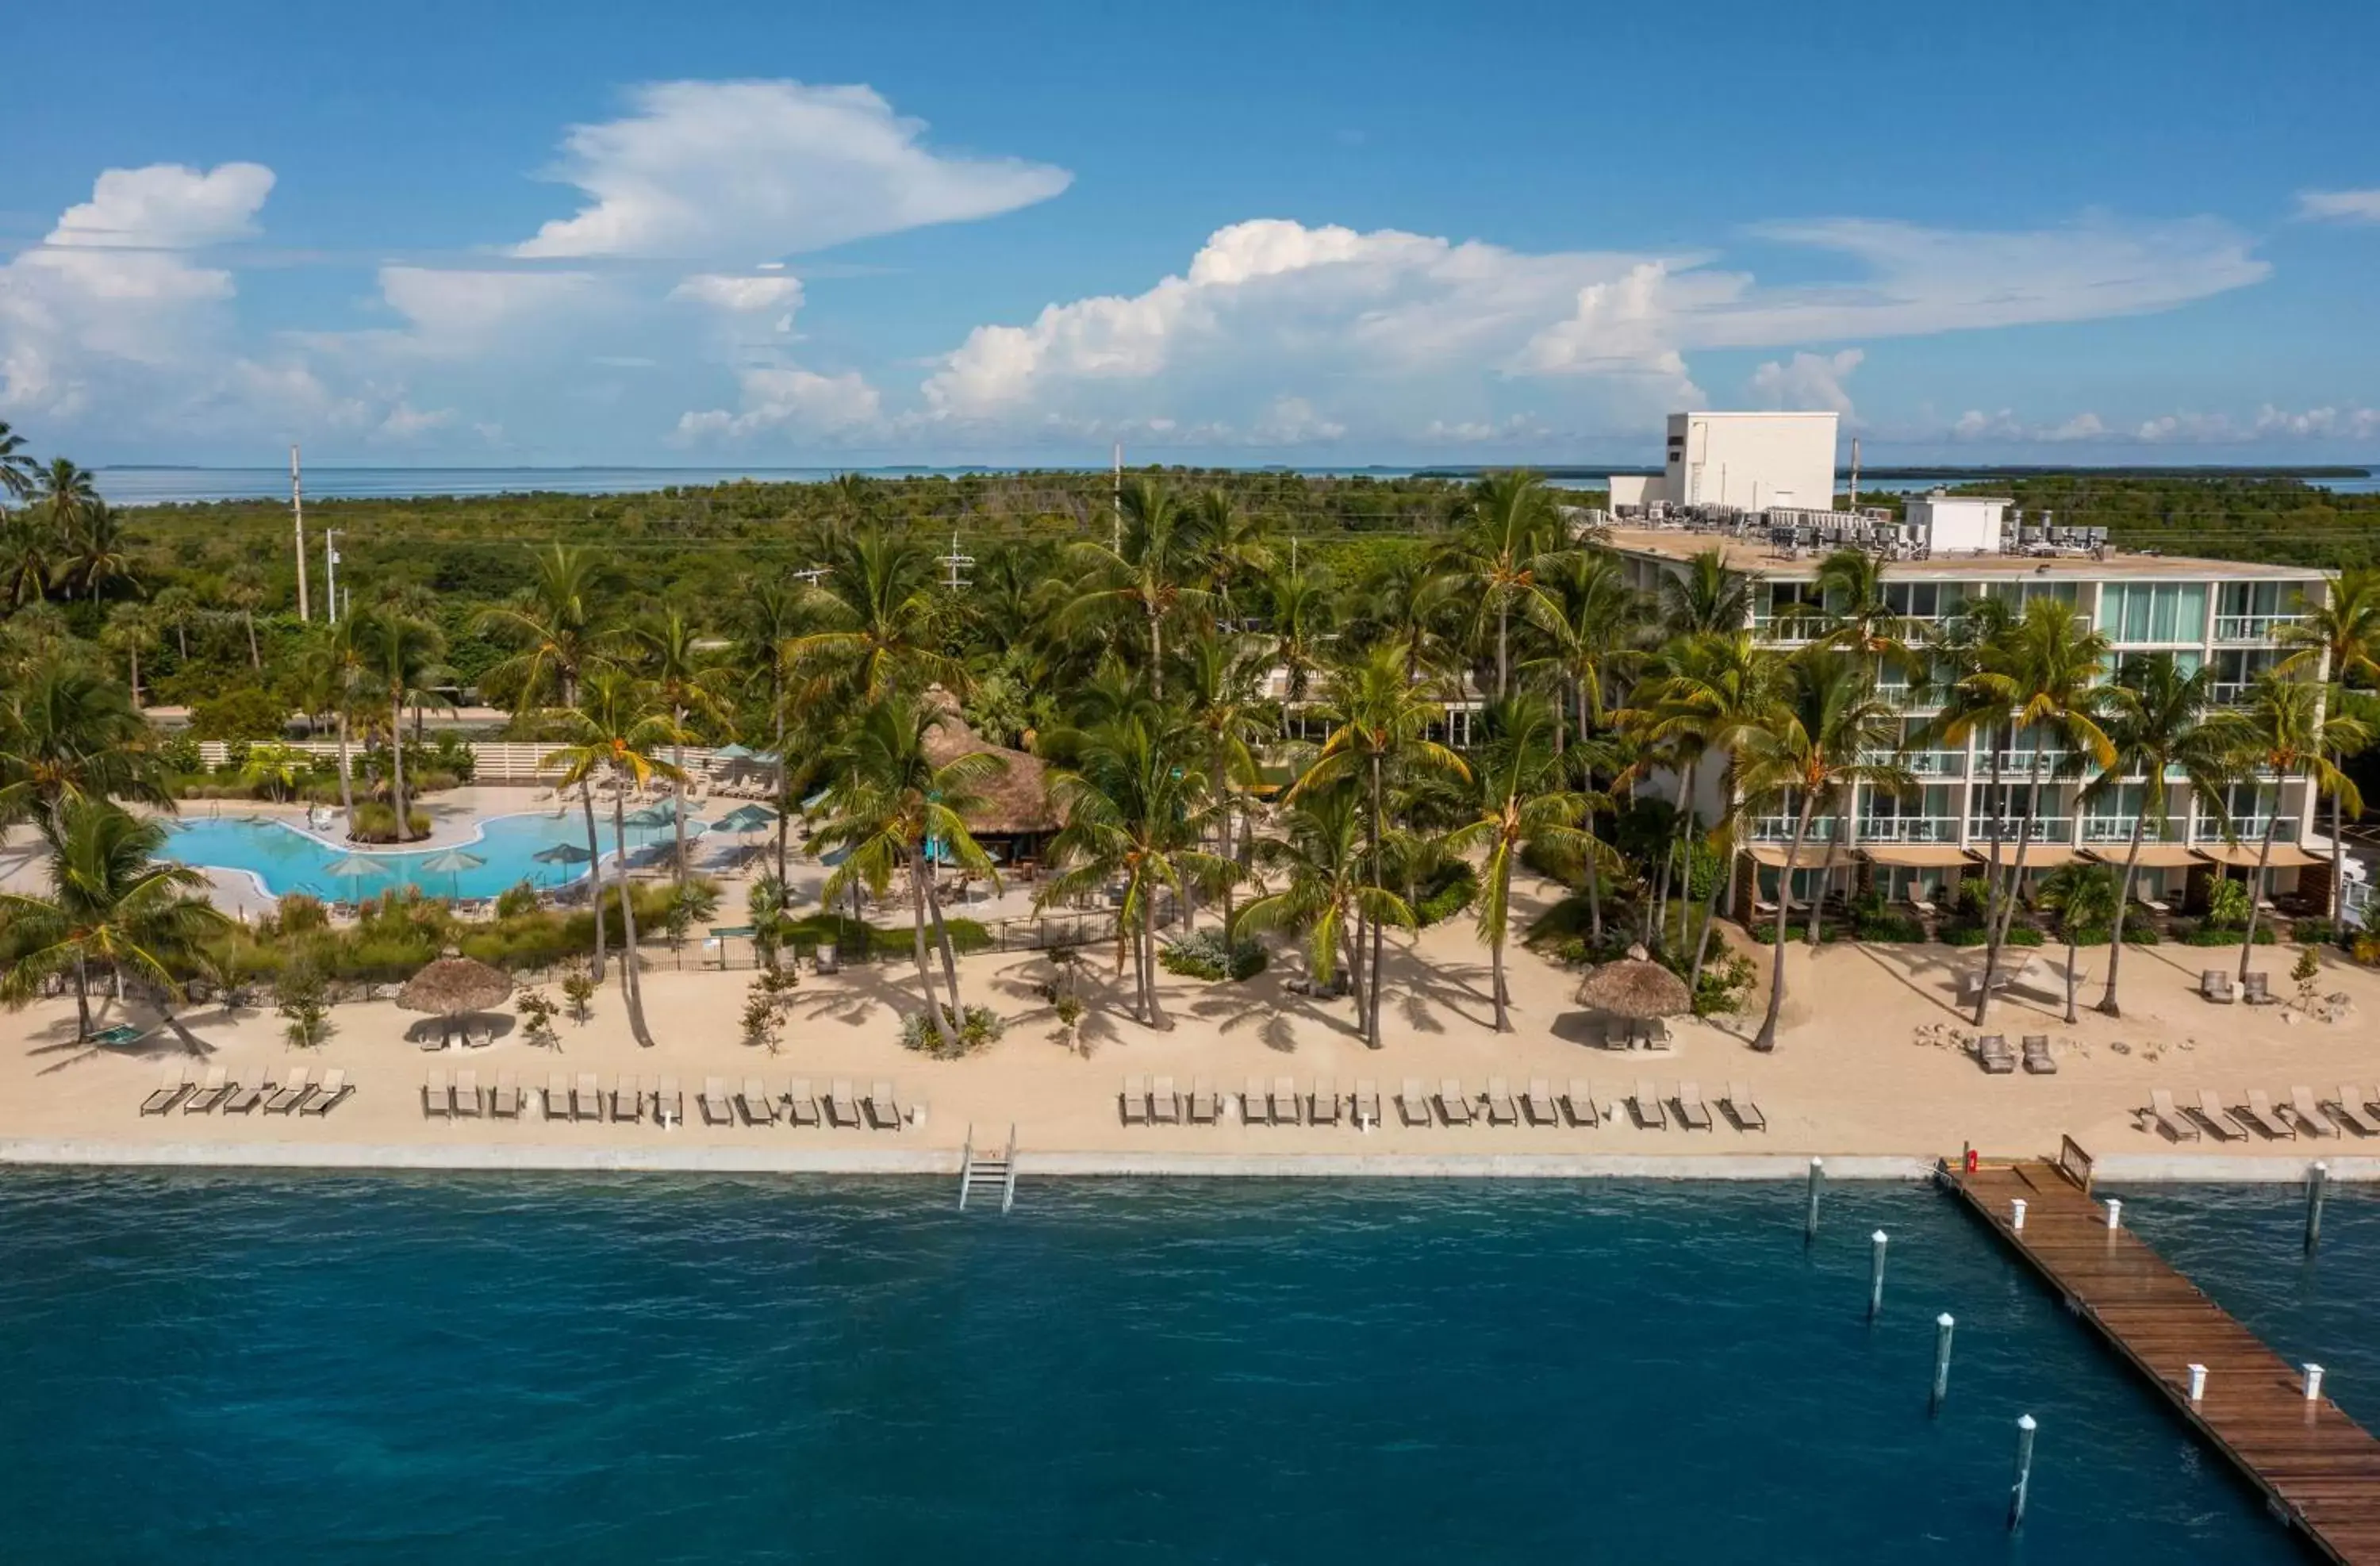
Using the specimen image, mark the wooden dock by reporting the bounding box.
[1945,1158,2380,1564]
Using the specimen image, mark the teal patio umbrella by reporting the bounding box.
[415,846,486,900]
[318,850,386,904]
[532,840,593,888]
[712,743,756,761]
[718,803,777,835]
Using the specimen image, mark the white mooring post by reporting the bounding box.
[2011,1197,2027,1232]
[2105,1197,2122,1232]
[1867,1230,1889,1322]
[2186,1363,2207,1406]
[1805,1157,1823,1242]
[2007,1414,2038,1530]
[2305,1364,2325,1404]
[1930,1313,1955,1414]
[2305,1161,2328,1253]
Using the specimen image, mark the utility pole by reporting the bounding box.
[938,528,974,592]
[324,529,341,624]
[291,444,310,621]
[1849,435,1861,512]
[1111,441,1122,554]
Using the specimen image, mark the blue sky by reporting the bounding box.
[3,0,2377,467]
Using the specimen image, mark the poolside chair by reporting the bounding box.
[1244,1077,1270,1126]
[1120,1074,1150,1126]
[2237,1090,2294,1140]
[546,1073,574,1121]
[1629,1080,1668,1130]
[1974,1034,2016,1075]
[454,1069,484,1118]
[738,1077,777,1126]
[2190,1089,2249,1142]
[867,1082,903,1129]
[2021,1035,2057,1075]
[2142,1089,2198,1142]
[699,1077,735,1126]
[1484,1077,1518,1127]
[827,1080,862,1128]
[1397,1079,1433,1127]
[263,1066,311,1115]
[140,1065,194,1116]
[1437,1080,1475,1127]
[609,1074,640,1123]
[1643,1017,1673,1051]
[1522,1079,1558,1127]
[1564,1080,1601,1128]
[182,1066,232,1114]
[489,1072,522,1119]
[1720,1081,1767,1133]
[1272,1077,1301,1127]
[422,1068,451,1119]
[223,1064,272,1115]
[574,1073,604,1122]
[1311,1077,1341,1127]
[2199,969,2236,1004]
[1151,1076,1181,1124]
[1674,1080,1714,1132]
[654,1076,683,1127]
[785,1078,820,1127]
[1353,1080,1381,1127]
[2289,1085,2340,1138]
[299,1069,351,1115]
[2243,972,2277,1006]
[1186,1077,1218,1123]
[2325,1088,2379,1138]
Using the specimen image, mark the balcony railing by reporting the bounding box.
[1749,816,1842,843]
[2196,818,2298,844]
[1990,750,2069,773]
[1856,816,1963,844]
[1970,816,2075,844]
[2210,681,2255,707]
[2214,614,2302,643]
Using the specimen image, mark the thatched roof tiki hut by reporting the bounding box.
[1573,946,1692,1020]
[397,950,516,1047]
[919,689,1058,862]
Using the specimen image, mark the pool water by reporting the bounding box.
[163,812,620,901]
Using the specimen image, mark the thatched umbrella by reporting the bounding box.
[397,950,515,1042]
[1574,944,1691,1019]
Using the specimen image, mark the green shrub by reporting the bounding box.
[2288,917,2338,948]
[2203,877,2251,930]
[188,685,288,741]
[351,801,431,842]
[1414,861,1478,927]
[899,1004,1004,1058]
[2181,923,2278,946]
[1158,927,1267,981]
[1853,912,1929,943]
[493,880,540,919]
[1693,951,1757,1015]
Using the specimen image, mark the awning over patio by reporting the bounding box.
[2081,842,2201,869]
[1742,843,1850,869]
[2192,843,2320,869]
[1993,846,2082,870]
[1857,844,1975,869]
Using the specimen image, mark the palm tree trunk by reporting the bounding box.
[908,853,958,1050]
[2097,812,2147,1016]
[612,793,655,1048]
[582,782,608,982]
[2239,795,2284,984]
[1496,597,1511,699]
[773,704,790,887]
[1656,761,1695,952]
[926,878,965,1012]
[1148,607,1164,700]
[1367,757,1387,1049]
[2329,780,2347,924]
[1143,896,1171,1030]
[73,955,92,1040]
[1489,862,1512,1034]
[1971,748,2026,1028]
[389,695,412,842]
[336,707,358,840]
[1583,819,1606,947]
[670,720,688,885]
[1803,797,1833,948]
[1687,833,1728,1001]
[1753,796,1818,1051]
[2062,935,2080,1025]
[245,612,260,670]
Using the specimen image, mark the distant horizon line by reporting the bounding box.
[91,460,2380,476]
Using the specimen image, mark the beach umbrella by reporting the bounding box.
[718,803,776,834]
[415,846,486,900]
[532,839,593,889]
[712,743,756,761]
[318,850,386,903]
[1572,945,1692,1019]
[397,949,516,1042]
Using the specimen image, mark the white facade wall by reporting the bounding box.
[1665,412,1838,511]
[1607,474,1671,509]
[1906,493,2009,555]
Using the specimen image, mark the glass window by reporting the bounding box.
[2099,582,2208,643]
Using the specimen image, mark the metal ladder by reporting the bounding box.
[958,1123,1018,1213]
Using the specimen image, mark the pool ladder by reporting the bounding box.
[958,1123,1018,1213]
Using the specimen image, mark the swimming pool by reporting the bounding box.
[163,812,621,901]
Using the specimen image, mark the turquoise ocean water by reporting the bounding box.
[2,1173,2367,1563]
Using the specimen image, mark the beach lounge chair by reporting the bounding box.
[1244,1077,1270,1126]
[140,1066,194,1116]
[2290,1085,2340,1138]
[454,1069,483,1118]
[1643,1017,1673,1051]
[1675,1081,1714,1132]
[489,1072,521,1118]
[1975,1034,2016,1074]
[2237,1090,2294,1140]
[738,1078,777,1126]
[785,1079,820,1127]
[2191,1089,2249,1142]
[1629,1080,1668,1130]
[1720,1081,1767,1133]
[2200,969,2236,1004]
[609,1074,640,1123]
[224,1064,272,1115]
[422,1068,451,1119]
[827,1080,861,1128]
[1120,1074,1150,1126]
[1151,1076,1181,1124]
[1353,1080,1381,1127]
[1484,1077,1518,1126]
[1523,1079,1558,1127]
[1272,1077,1301,1127]
[2243,972,2277,1006]
[262,1066,311,1115]
[2327,1088,2380,1138]
[654,1076,683,1127]
[545,1073,574,1120]
[1311,1077,1341,1127]
[182,1066,232,1114]
[2021,1036,2057,1075]
[2143,1089,2199,1142]
[1437,1080,1475,1127]
[573,1073,604,1122]
[1564,1080,1600,1128]
[699,1077,735,1126]
[299,1069,351,1115]
[867,1082,903,1129]
[1187,1077,1219,1124]
[1397,1079,1432,1127]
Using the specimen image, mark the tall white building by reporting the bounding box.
[1608,411,1840,513]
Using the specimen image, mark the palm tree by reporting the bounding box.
[2212,676,2367,981]
[0,420,36,500]
[733,577,808,885]
[349,606,447,842]
[541,669,686,1046]
[1235,785,1409,1016]
[63,502,135,601]
[474,543,605,709]
[792,526,965,700]
[2277,568,2380,922]
[1657,547,1752,640]
[1635,631,1787,960]
[1186,487,1275,628]
[1443,470,1564,698]
[0,511,55,607]
[34,458,98,551]
[1530,549,1643,750]
[1364,550,1463,683]
[812,695,1005,1050]
[290,620,369,841]
[151,585,201,662]
[2036,861,2119,1025]
[226,565,267,670]
[1735,651,1910,1052]
[1788,547,1924,679]
[2086,655,2232,1016]
[626,609,730,881]
[1441,697,1595,1031]
[99,605,161,709]
[1062,477,1214,699]
[1178,631,1273,935]
[0,799,230,1041]
[1289,645,1470,1047]
[1038,712,1222,1030]
[1261,558,1336,714]
[0,656,171,824]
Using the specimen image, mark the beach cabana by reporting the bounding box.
[1572,948,1692,1023]
[397,950,516,1049]
[919,686,1058,864]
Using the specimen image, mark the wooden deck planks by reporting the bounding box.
[1946,1160,2380,1565]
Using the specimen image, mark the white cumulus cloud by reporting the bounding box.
[669,274,805,313]
[2295,188,2380,224]
[673,366,885,444]
[1749,348,1864,415]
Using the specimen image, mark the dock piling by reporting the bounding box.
[2008,1414,2037,1530]
[1930,1313,1955,1414]
[1867,1230,1888,1322]
[2305,1364,2325,1403]
[2010,1197,2026,1231]
[2104,1197,2122,1232]
[1805,1157,1823,1243]
[2186,1363,2206,1405]
[2305,1161,2328,1253]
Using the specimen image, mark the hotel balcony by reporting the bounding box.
[1855,816,1963,844]
[1749,815,1843,843]
[1969,816,2076,844]
[2195,817,2298,844]
[2213,614,2303,643]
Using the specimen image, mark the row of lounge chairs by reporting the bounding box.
[1971,1034,2059,1075]
[139,1063,351,1117]
[1572,1017,1675,1051]
[1117,1074,1767,1133]
[701,1076,908,1129]
[2199,969,2280,1005]
[418,1071,916,1129]
[2140,1086,2380,1143]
